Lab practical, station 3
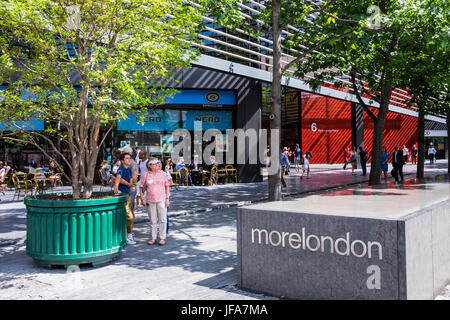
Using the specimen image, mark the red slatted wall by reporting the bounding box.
[301,92,352,164]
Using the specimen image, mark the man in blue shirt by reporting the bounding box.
[175,157,186,172]
[114,152,136,245]
[280,147,289,188]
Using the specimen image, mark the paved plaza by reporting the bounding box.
[0,162,449,299]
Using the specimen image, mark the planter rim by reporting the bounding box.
[24,192,127,208]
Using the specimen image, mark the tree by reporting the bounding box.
[221,0,408,196]
[0,0,204,199]
[283,0,449,185]
[396,0,450,178]
[227,0,377,199]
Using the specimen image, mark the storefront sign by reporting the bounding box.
[182,110,233,131]
[117,109,179,131]
[0,120,44,131]
[165,90,235,105]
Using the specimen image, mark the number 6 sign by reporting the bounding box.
[311,123,317,132]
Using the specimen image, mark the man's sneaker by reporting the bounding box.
[127,233,136,245]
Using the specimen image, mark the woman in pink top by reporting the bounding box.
[140,158,170,245]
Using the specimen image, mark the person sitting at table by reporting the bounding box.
[1,161,11,178]
[202,155,218,185]
[175,157,186,172]
[100,160,112,186]
[165,158,174,173]
[28,162,36,173]
[49,160,62,181]
[0,161,5,182]
[188,155,201,171]
[188,155,202,185]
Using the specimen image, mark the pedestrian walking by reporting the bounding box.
[294,144,302,172]
[381,147,389,181]
[428,144,437,164]
[359,147,368,176]
[343,147,351,170]
[410,144,418,164]
[402,145,409,163]
[264,146,270,168]
[140,158,170,245]
[280,147,289,187]
[391,145,405,183]
[350,147,358,175]
[133,146,142,164]
[114,152,137,245]
[120,146,139,220]
[301,151,313,179]
[286,147,293,174]
[157,160,170,237]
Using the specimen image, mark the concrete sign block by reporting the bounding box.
[237,184,450,300]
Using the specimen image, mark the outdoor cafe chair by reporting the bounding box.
[202,166,218,186]
[217,167,228,184]
[225,164,238,183]
[31,171,53,194]
[98,169,105,192]
[52,173,63,188]
[167,171,180,190]
[177,167,189,187]
[12,173,33,200]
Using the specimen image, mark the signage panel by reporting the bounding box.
[117,109,179,131]
[165,90,235,105]
[182,110,233,131]
[0,120,44,131]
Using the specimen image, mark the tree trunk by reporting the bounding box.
[368,102,390,185]
[71,157,82,199]
[416,107,425,179]
[369,117,384,185]
[268,0,282,201]
[368,68,393,186]
[82,145,100,199]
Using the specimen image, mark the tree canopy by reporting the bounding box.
[0,0,206,198]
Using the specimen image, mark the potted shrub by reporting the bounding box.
[0,0,202,267]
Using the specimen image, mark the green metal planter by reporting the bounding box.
[24,193,127,268]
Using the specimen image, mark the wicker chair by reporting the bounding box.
[217,167,228,184]
[52,173,63,188]
[12,173,33,200]
[225,165,238,183]
[177,167,190,187]
[202,166,218,186]
[31,171,53,194]
[98,169,105,192]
